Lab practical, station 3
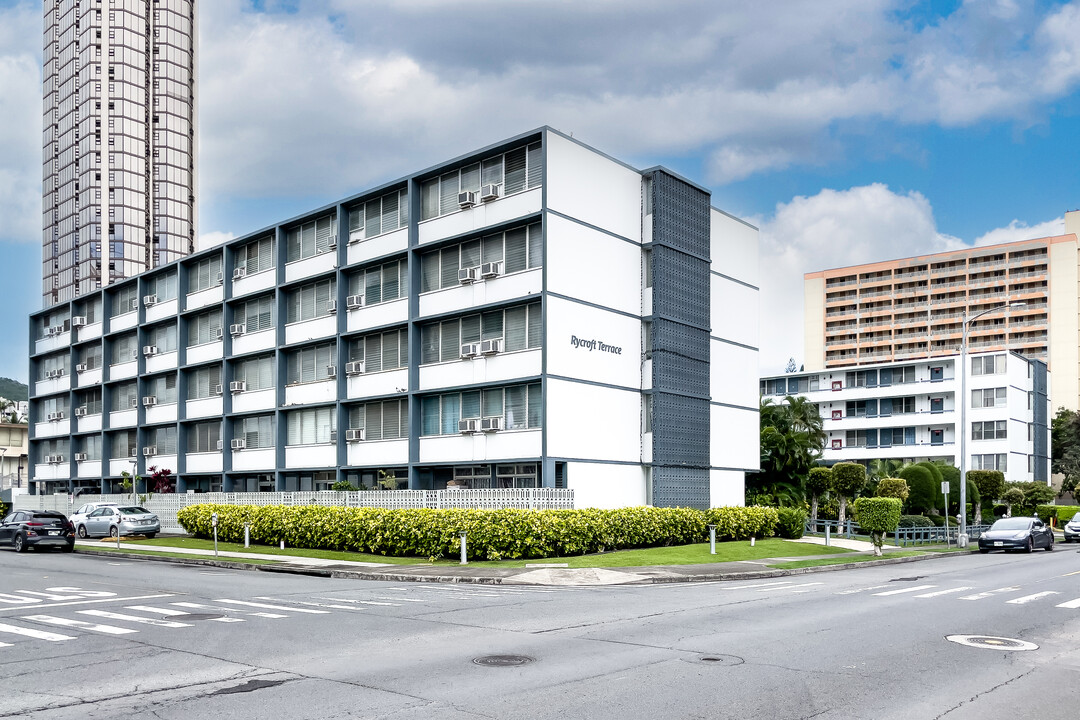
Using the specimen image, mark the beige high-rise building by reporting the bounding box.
[42,0,197,306]
[804,210,1080,411]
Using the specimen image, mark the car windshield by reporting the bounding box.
[991,518,1032,531]
[117,507,150,514]
[1072,513,1080,522]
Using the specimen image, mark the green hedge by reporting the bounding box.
[898,514,933,528]
[177,504,781,560]
[1035,505,1080,525]
[0,500,8,518]
[775,507,806,539]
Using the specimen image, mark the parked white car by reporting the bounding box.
[71,502,118,537]
[80,506,160,539]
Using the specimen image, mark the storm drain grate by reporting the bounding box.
[688,654,744,666]
[946,635,1038,651]
[473,655,535,667]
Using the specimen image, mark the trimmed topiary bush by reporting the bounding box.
[853,497,903,555]
[900,465,936,514]
[876,477,909,503]
[831,462,867,528]
[898,514,933,528]
[969,470,1006,503]
[806,466,832,526]
[775,507,807,539]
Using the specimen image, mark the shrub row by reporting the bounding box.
[177,504,781,560]
[0,500,8,519]
[774,507,806,539]
[1035,505,1080,525]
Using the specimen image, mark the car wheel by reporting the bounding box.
[144,533,156,539]
[1025,537,1034,553]
[13,534,26,553]
[77,525,87,539]
[109,526,118,539]
[979,548,990,554]
[1046,536,1054,552]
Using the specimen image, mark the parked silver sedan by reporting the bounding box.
[71,502,118,537]
[81,506,160,538]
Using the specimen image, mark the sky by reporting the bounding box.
[1,0,1079,383]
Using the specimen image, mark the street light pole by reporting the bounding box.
[958,301,1026,546]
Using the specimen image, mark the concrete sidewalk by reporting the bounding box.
[73,536,949,587]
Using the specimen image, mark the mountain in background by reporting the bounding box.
[0,378,28,402]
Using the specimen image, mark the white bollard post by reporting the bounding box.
[244,522,250,549]
[750,536,756,547]
[280,540,285,550]
[213,526,218,558]
[709,525,716,555]
[825,524,831,547]
[460,532,468,565]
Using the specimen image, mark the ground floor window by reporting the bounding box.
[496,463,538,488]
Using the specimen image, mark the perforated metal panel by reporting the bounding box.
[649,170,711,508]
[1031,360,1049,484]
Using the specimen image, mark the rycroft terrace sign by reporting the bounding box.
[570,335,623,355]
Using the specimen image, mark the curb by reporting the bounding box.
[73,545,976,586]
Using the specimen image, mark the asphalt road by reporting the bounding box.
[1,547,1079,719]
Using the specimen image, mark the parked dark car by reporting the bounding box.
[1064,512,1080,543]
[0,510,75,553]
[978,517,1054,553]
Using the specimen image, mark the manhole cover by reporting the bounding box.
[173,613,224,621]
[473,655,534,667]
[687,654,744,666]
[946,635,1038,651]
[890,577,924,582]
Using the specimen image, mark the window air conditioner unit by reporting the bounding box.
[71,316,87,327]
[460,342,480,359]
[213,327,224,340]
[217,270,224,284]
[130,298,139,311]
[143,294,157,307]
[346,295,365,310]
[481,261,503,279]
[44,370,55,379]
[325,364,337,378]
[481,416,503,432]
[480,184,500,202]
[327,300,337,314]
[56,368,65,377]
[76,363,88,373]
[233,267,246,280]
[229,323,246,336]
[345,361,365,376]
[143,345,158,356]
[230,438,246,450]
[45,326,57,337]
[142,395,157,407]
[216,439,223,450]
[346,428,365,442]
[130,448,139,457]
[74,452,88,462]
[458,267,480,284]
[458,191,477,209]
[212,384,223,395]
[229,380,246,393]
[142,446,157,457]
[75,406,88,417]
[328,236,337,249]
[47,411,62,421]
[130,397,139,408]
[329,431,337,444]
[480,338,503,355]
[459,418,479,434]
[130,348,139,360]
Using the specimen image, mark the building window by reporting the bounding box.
[420,383,541,436]
[348,399,408,440]
[234,355,274,391]
[145,426,178,455]
[146,322,177,353]
[347,259,407,306]
[496,463,540,489]
[286,277,336,323]
[77,388,103,416]
[348,328,408,373]
[971,354,1005,376]
[78,434,102,462]
[236,236,274,276]
[187,309,223,346]
[38,352,70,381]
[238,415,275,449]
[187,255,223,294]
[972,420,1007,441]
[286,342,336,384]
[971,387,1007,409]
[144,373,178,405]
[110,431,136,459]
[234,294,274,333]
[186,364,222,400]
[420,302,541,364]
[110,381,137,412]
[420,141,542,221]
[286,407,336,445]
[972,453,1007,471]
[187,421,221,453]
[111,333,138,364]
[347,189,408,242]
[145,271,177,302]
[420,222,542,292]
[286,212,336,262]
[112,283,137,316]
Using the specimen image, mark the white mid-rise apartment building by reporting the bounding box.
[28,129,760,509]
[42,0,197,306]
[761,351,1050,484]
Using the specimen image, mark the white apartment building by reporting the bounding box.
[761,351,1050,484]
[43,0,197,306]
[28,128,760,509]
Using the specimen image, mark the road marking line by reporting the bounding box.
[0,642,11,647]
[0,593,174,615]
[215,599,330,614]
[914,587,973,598]
[311,597,399,607]
[252,598,356,610]
[1062,571,1080,577]
[21,615,138,635]
[725,581,795,590]
[960,586,1021,601]
[836,585,892,595]
[125,605,190,616]
[1007,591,1060,605]
[0,622,74,641]
[78,610,191,628]
[763,582,824,592]
[17,591,87,601]
[170,602,282,618]
[1055,597,1080,609]
[373,597,424,603]
[873,585,937,597]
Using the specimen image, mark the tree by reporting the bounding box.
[916,462,944,514]
[1002,486,1025,517]
[853,497,903,556]
[875,477,909,503]
[748,396,826,504]
[1052,407,1080,498]
[969,470,1006,515]
[806,467,832,526]
[831,462,867,528]
[147,466,174,493]
[868,459,904,484]
[900,465,935,515]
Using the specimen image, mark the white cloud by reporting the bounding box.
[972,217,1066,246]
[197,231,237,250]
[0,2,42,245]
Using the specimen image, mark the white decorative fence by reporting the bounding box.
[16,488,576,532]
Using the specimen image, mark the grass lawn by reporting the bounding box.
[767,551,931,569]
[112,536,854,568]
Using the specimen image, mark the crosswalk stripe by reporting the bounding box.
[252,598,355,610]
[914,587,973,598]
[0,622,74,641]
[78,610,191,628]
[1055,597,1080,609]
[126,605,190,616]
[726,581,796,590]
[171,602,281,618]
[960,586,1021,601]
[763,582,823,592]
[214,599,330,614]
[0,641,11,647]
[873,585,937,597]
[1007,591,1060,605]
[311,597,399,607]
[836,585,891,595]
[21,615,139,635]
